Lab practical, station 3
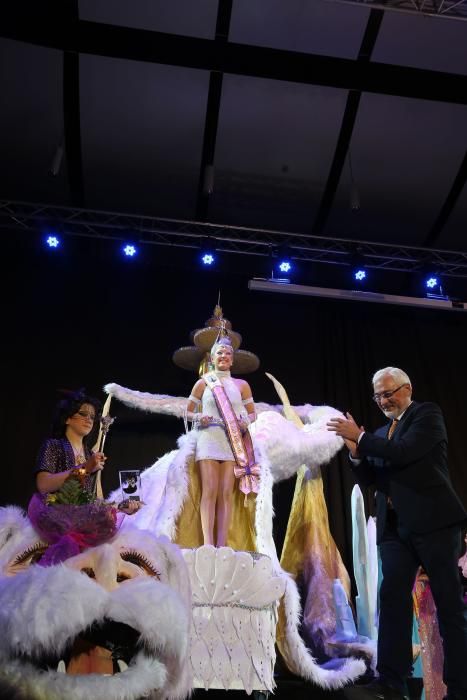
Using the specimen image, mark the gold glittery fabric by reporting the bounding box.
[173,455,257,552]
[278,463,351,654]
[265,372,352,656]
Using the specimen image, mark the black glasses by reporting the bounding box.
[372,384,407,403]
[76,410,96,421]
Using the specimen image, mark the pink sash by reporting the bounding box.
[203,372,260,497]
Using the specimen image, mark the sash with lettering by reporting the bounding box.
[203,371,260,497]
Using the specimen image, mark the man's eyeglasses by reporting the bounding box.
[372,384,408,403]
[76,410,96,421]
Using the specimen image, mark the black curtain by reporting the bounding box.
[2,237,467,578]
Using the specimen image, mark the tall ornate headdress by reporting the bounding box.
[172,304,259,376]
[210,319,234,355]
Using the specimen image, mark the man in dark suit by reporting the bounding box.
[328,367,467,700]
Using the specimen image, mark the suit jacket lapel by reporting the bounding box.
[392,401,417,440]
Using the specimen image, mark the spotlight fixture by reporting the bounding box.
[275,246,293,277]
[424,273,447,299]
[354,268,367,282]
[349,247,367,284]
[45,234,60,249]
[425,276,438,290]
[249,279,467,313]
[348,151,361,211]
[199,238,216,267]
[48,140,64,177]
[202,253,215,266]
[122,243,137,257]
[202,165,215,195]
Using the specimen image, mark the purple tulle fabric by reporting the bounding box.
[28,493,122,566]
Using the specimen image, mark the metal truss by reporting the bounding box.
[328,0,467,21]
[2,199,467,278]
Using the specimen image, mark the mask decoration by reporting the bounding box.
[0,506,192,700]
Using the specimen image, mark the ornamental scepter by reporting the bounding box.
[92,394,115,499]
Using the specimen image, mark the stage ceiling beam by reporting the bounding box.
[424,149,467,247]
[62,0,84,207]
[2,4,467,106]
[195,0,233,222]
[312,9,384,235]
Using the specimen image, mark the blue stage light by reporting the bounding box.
[275,245,293,277]
[354,268,366,282]
[202,252,215,266]
[123,243,137,257]
[424,274,447,299]
[46,235,60,249]
[278,260,292,274]
[199,237,216,267]
[349,248,367,284]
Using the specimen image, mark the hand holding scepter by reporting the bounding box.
[92,394,115,499]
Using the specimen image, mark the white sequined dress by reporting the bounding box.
[195,370,248,462]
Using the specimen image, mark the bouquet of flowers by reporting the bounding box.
[28,472,121,566]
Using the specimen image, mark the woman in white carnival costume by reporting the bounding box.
[105,317,371,688]
[186,334,257,547]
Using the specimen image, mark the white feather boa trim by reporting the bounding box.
[251,406,344,483]
[122,424,364,688]
[104,383,188,419]
[252,420,366,688]
[0,519,193,700]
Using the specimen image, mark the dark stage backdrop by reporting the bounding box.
[2,237,467,582]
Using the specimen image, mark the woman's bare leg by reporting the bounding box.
[216,460,236,547]
[198,459,219,545]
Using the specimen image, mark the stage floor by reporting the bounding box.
[193,674,424,700]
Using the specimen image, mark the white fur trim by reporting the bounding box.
[251,408,344,483]
[0,506,46,575]
[278,575,366,688]
[104,383,188,419]
[252,423,365,688]
[0,510,193,700]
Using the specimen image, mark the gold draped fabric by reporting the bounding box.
[278,462,351,652]
[265,372,352,653]
[173,455,257,551]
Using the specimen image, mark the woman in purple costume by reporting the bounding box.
[35,391,106,496]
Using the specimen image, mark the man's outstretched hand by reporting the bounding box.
[327,412,364,458]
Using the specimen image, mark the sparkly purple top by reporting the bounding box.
[35,437,96,495]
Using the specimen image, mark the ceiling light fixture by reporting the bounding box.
[248,278,466,312]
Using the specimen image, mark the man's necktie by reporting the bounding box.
[387,418,399,440]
